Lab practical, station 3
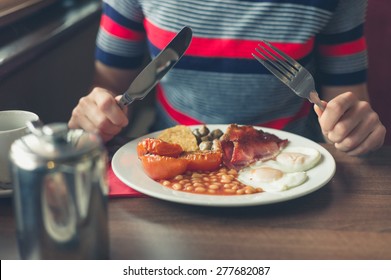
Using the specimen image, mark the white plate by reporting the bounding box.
[112,125,336,207]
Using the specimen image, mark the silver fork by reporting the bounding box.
[252,40,325,111]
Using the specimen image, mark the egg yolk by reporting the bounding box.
[249,167,284,182]
[278,152,308,165]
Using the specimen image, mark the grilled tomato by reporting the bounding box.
[137,137,222,180]
[139,154,188,180]
[137,138,183,157]
[183,150,222,171]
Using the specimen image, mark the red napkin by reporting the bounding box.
[107,163,145,198]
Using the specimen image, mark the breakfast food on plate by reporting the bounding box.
[136,124,321,195]
[238,166,307,192]
[254,146,321,173]
[220,124,288,170]
[137,138,183,157]
[159,167,263,195]
[139,154,188,180]
[192,125,224,150]
[137,136,222,180]
[157,125,198,152]
[237,146,321,192]
[183,150,222,171]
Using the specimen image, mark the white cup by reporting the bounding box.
[0,110,39,188]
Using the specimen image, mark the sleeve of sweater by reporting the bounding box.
[95,0,147,69]
[315,0,368,86]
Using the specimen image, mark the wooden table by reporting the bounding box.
[1,144,391,260]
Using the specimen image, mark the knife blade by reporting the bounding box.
[118,26,193,109]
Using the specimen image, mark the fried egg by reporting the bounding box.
[253,146,321,172]
[238,166,307,192]
[238,146,321,192]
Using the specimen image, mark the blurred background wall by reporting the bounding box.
[366,0,391,145]
[0,21,98,124]
[0,0,99,124]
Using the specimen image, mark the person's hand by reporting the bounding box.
[68,87,129,142]
[314,91,386,156]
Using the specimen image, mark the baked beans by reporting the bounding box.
[157,167,263,195]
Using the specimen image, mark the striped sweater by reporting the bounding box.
[96,0,368,140]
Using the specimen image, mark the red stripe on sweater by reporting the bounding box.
[257,101,312,129]
[144,20,315,59]
[101,15,145,40]
[156,85,202,125]
[318,37,367,56]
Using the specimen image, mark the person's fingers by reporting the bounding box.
[68,88,129,142]
[317,92,356,135]
[313,100,327,117]
[68,109,95,131]
[333,111,377,152]
[94,92,128,127]
[326,101,371,144]
[68,95,96,129]
[70,104,122,142]
[342,123,386,156]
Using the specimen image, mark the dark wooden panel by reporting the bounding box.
[366,0,391,145]
[0,0,57,27]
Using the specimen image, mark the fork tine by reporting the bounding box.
[256,44,296,79]
[253,40,325,111]
[258,41,300,77]
[261,40,302,70]
[252,52,291,84]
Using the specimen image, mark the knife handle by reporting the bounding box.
[118,94,134,110]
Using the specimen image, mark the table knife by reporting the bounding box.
[118,26,193,109]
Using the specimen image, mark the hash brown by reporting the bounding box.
[158,125,199,152]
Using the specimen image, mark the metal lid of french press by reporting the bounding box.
[10,120,104,168]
